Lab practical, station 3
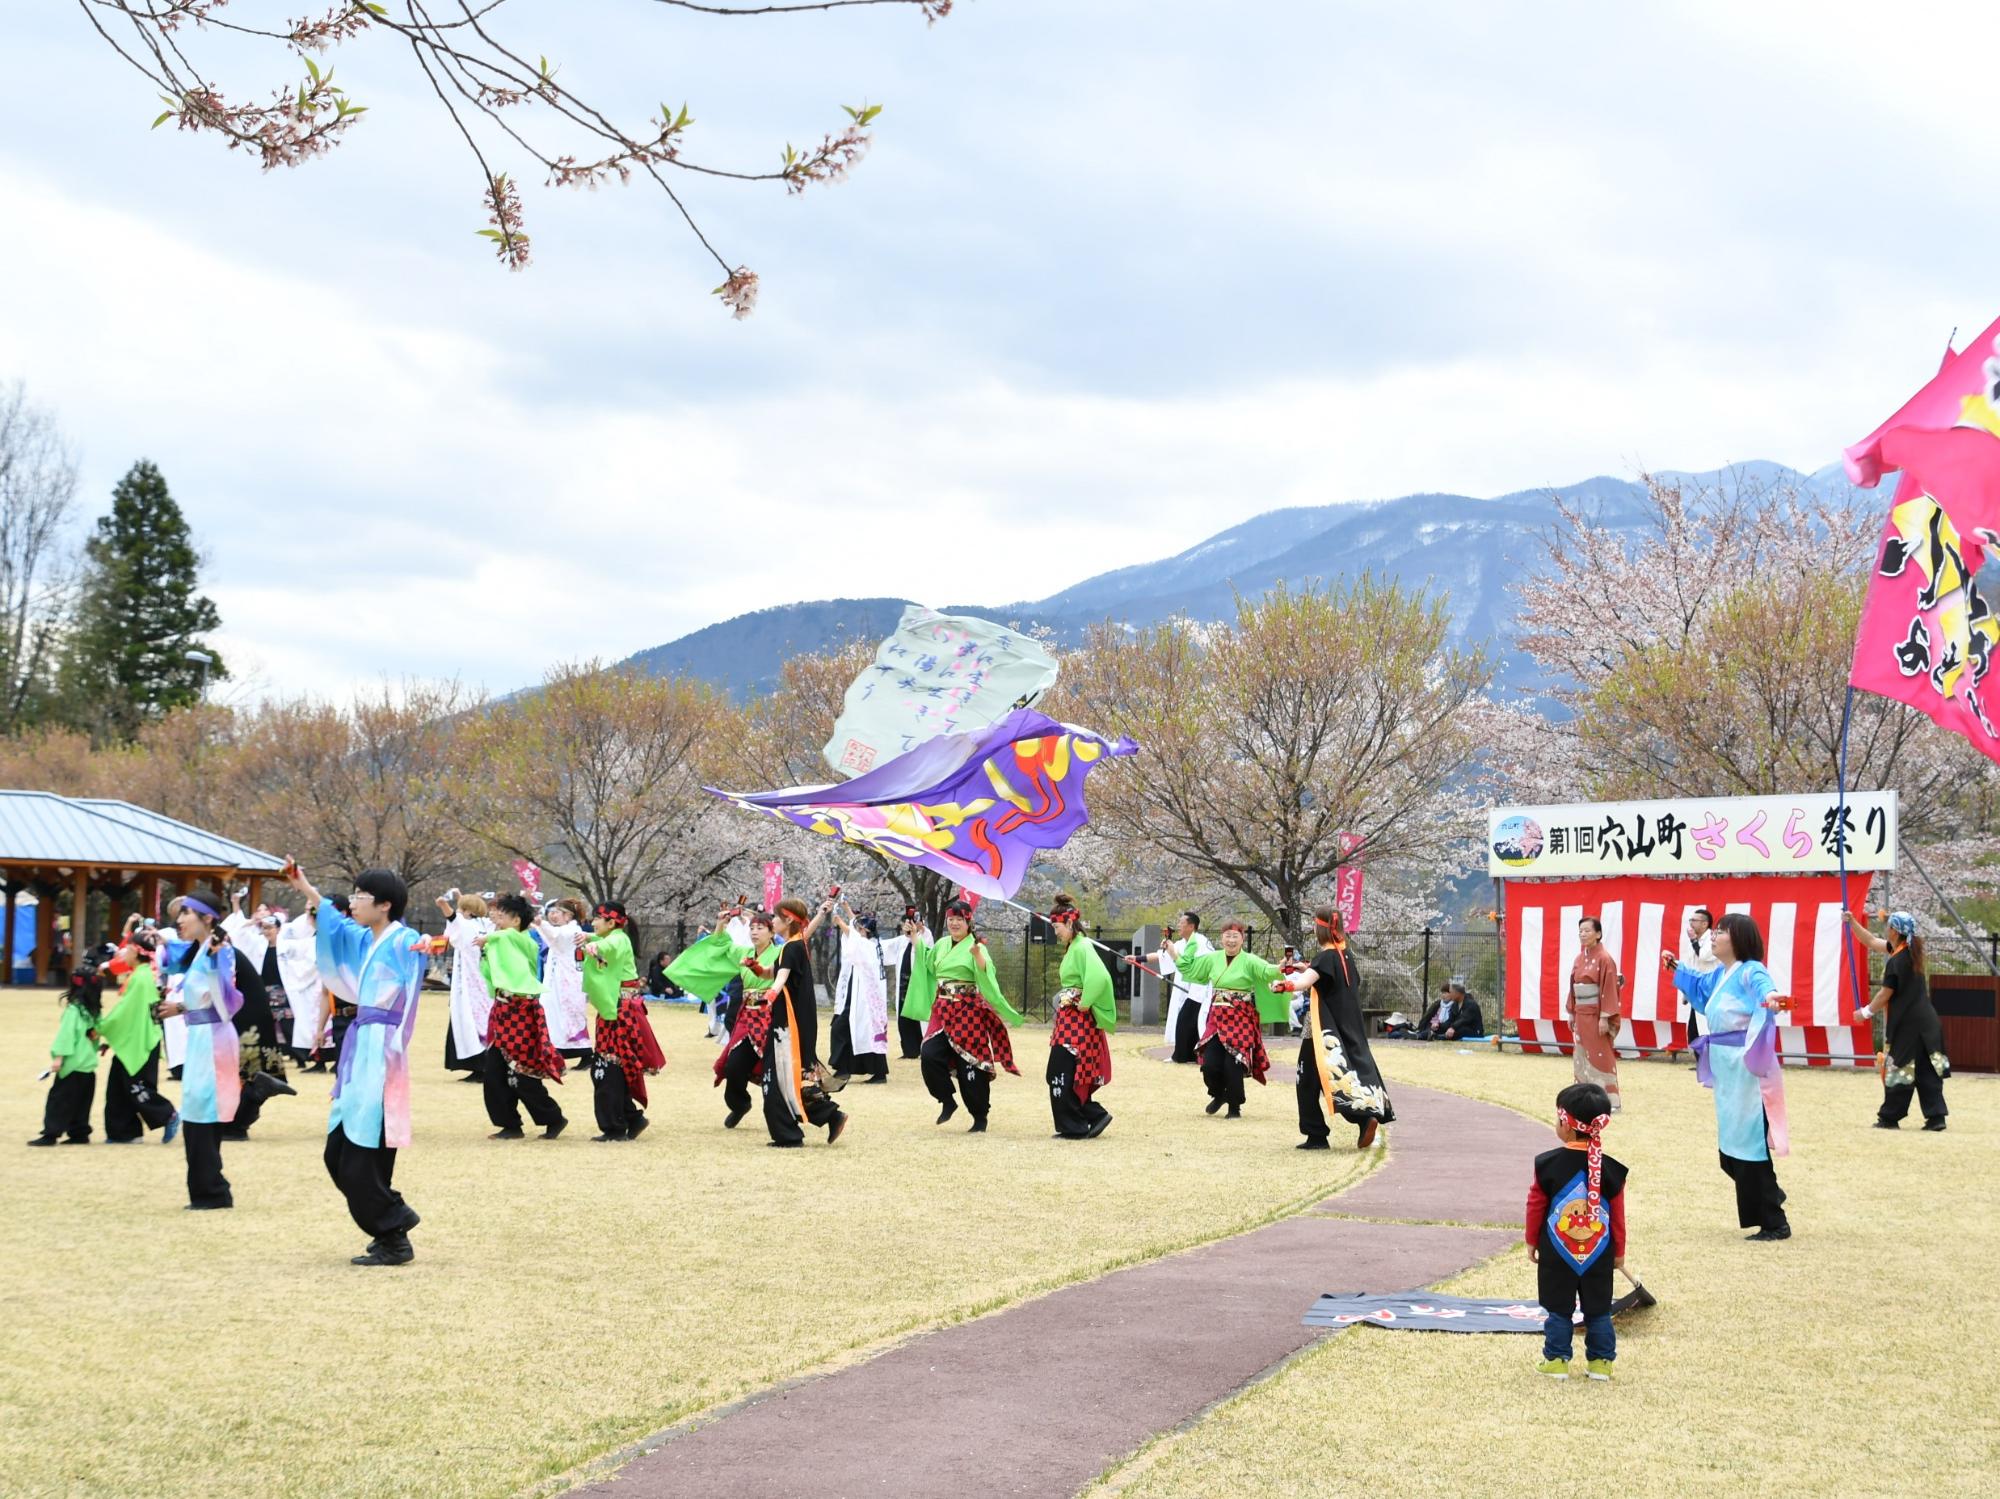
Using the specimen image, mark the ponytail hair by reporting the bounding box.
[1909,933,1927,976]
[1312,905,1346,943]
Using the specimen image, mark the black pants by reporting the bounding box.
[323,1130,415,1240]
[830,1011,889,1078]
[721,1040,758,1118]
[483,1056,565,1131]
[1046,1047,1110,1138]
[1879,1051,1949,1125]
[105,1049,176,1140]
[182,1121,232,1208]
[1295,1036,1331,1143]
[898,1011,924,1059]
[39,1071,96,1143]
[920,1030,993,1123]
[227,1069,282,1138]
[762,1029,843,1145]
[1719,1151,1788,1231]
[592,1055,642,1137]
[1200,1036,1246,1108]
[1170,999,1203,1063]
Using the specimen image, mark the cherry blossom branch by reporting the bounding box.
[75,0,948,315]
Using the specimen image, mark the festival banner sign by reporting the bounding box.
[823,605,1058,779]
[716,709,1137,900]
[1333,832,1365,931]
[1488,791,1896,880]
[762,860,784,911]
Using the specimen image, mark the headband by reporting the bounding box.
[180,896,218,919]
[1047,906,1080,926]
[1556,1106,1612,1209]
[594,905,628,927]
[1887,911,1918,939]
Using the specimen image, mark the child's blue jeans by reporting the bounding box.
[1542,1309,1614,1363]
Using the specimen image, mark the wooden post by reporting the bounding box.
[72,865,91,970]
[247,874,264,911]
[140,872,160,923]
[35,881,56,985]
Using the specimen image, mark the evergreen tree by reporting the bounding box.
[60,459,223,742]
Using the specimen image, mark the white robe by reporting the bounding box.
[276,917,330,1051]
[444,913,495,1059]
[1163,932,1215,1040]
[834,930,890,1059]
[537,922,593,1051]
[878,934,913,1015]
[707,917,754,1041]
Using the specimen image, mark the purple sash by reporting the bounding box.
[1690,1021,1778,1088]
[184,1009,229,1027]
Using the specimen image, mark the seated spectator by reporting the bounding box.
[1419,979,1484,1040]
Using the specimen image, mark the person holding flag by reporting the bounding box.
[1046,899,1115,1139]
[903,900,1023,1132]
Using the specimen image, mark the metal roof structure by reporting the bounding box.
[0,790,282,872]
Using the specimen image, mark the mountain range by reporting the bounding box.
[622,460,1874,700]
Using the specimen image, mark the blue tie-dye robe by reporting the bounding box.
[316,900,426,1149]
[1674,958,1789,1163]
[171,939,243,1125]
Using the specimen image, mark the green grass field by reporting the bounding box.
[0,992,1370,1499]
[1086,1043,2000,1499]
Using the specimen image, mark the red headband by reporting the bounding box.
[594,906,628,927]
[1556,1106,1611,1207]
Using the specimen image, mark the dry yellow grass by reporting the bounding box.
[1085,1043,2000,1499]
[0,993,1368,1499]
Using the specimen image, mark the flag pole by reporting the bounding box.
[1895,839,1999,976]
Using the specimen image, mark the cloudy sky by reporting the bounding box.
[4,1,1997,699]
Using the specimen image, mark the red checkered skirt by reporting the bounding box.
[926,984,1019,1076]
[1199,992,1270,1085]
[596,989,664,1106]
[488,995,566,1081]
[1050,995,1112,1104]
[713,994,774,1086]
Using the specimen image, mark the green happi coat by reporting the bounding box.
[50,1000,100,1077]
[582,929,637,1021]
[1174,947,1291,1025]
[667,931,777,1003]
[96,965,164,1074]
[1059,937,1118,1031]
[902,933,1024,1025]
[480,928,544,997]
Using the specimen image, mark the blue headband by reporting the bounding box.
[1887,911,1917,939]
[180,896,218,919]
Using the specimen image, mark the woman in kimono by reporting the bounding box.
[98,934,180,1144]
[1160,912,1214,1064]
[1272,907,1393,1149]
[537,899,595,1064]
[1146,922,1289,1118]
[1047,903,1115,1139]
[1565,916,1623,1111]
[151,896,243,1209]
[583,901,664,1142]
[669,906,779,1129]
[1666,911,1791,1241]
[828,906,890,1083]
[1846,910,1950,1131]
[277,903,332,1070]
[286,862,429,1267]
[905,901,1024,1133]
[434,892,494,1081]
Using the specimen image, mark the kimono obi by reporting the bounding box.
[1053,986,1084,1008]
[1571,982,1603,1005]
[185,1008,230,1027]
[354,1005,403,1027]
[940,980,982,1001]
[1213,988,1255,1005]
[741,990,772,1008]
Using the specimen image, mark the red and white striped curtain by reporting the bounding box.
[1503,873,1876,1067]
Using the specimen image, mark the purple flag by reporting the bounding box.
[709,709,1138,899]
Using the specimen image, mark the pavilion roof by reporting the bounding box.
[0,790,285,874]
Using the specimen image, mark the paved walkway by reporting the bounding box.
[571,1066,1543,1499]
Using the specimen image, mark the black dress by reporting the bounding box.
[1296,944,1395,1143]
[762,937,842,1144]
[1877,948,1949,1126]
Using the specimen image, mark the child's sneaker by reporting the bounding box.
[1585,1359,1614,1382]
[1536,1358,1569,1379]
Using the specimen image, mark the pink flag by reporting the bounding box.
[762,861,783,911]
[1333,833,1365,932]
[511,860,542,901]
[1849,426,2000,765]
[1844,317,2000,485]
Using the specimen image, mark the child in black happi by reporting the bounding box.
[1526,1082,1628,1381]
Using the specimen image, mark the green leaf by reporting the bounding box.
[860,105,882,124]
[677,104,691,128]
[305,57,321,84]
[364,2,389,14]
[477,229,504,240]
[151,110,175,129]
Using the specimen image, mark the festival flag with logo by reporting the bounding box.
[714,708,1137,900]
[822,605,1058,779]
[1845,321,2000,766]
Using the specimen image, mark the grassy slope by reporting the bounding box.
[1086,1044,2000,1499]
